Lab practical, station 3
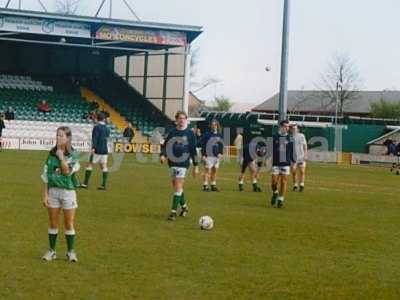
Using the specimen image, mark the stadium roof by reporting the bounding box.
[253,91,400,115]
[0,8,203,43]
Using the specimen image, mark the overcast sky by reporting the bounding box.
[2,0,400,104]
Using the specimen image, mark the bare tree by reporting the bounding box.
[317,53,363,114]
[56,0,81,15]
[189,47,221,94]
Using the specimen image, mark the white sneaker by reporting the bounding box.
[66,251,78,262]
[42,249,56,261]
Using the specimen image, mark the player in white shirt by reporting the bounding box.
[290,124,308,192]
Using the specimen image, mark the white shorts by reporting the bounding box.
[293,161,307,168]
[170,167,187,179]
[91,154,108,164]
[48,188,78,210]
[196,148,202,158]
[204,157,220,169]
[272,166,290,176]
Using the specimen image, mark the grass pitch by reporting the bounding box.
[1,150,400,299]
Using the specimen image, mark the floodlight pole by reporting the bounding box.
[109,0,112,18]
[278,0,291,123]
[334,81,343,163]
[335,82,340,132]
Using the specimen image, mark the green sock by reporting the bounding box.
[84,169,92,185]
[102,171,109,187]
[180,193,186,207]
[48,234,57,251]
[172,195,180,212]
[65,232,75,252]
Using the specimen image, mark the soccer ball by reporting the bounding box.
[199,216,214,230]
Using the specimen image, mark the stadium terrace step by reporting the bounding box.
[0,74,53,92]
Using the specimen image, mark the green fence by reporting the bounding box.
[200,112,393,153]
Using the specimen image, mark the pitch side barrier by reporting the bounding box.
[3,131,396,166]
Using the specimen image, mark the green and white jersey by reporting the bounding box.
[41,150,81,190]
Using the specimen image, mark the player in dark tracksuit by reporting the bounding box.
[238,139,267,193]
[81,112,111,190]
[271,120,294,208]
[160,111,199,221]
[0,115,5,151]
[201,119,224,192]
[391,143,400,175]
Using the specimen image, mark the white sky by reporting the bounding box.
[2,0,400,105]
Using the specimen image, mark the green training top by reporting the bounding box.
[41,150,81,190]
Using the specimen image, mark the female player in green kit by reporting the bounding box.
[41,127,80,262]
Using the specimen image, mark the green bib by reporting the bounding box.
[43,151,80,190]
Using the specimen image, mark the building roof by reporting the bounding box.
[0,8,203,43]
[253,90,400,115]
[230,102,257,113]
[188,91,206,118]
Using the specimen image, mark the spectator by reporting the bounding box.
[38,100,51,113]
[384,139,397,156]
[123,122,135,143]
[4,107,15,121]
[0,114,5,150]
[90,101,100,111]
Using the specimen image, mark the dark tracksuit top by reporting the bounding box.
[201,131,224,158]
[272,132,294,167]
[242,141,267,162]
[123,127,135,141]
[92,122,110,155]
[195,134,203,148]
[0,120,5,137]
[161,128,198,169]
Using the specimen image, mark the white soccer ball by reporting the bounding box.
[199,216,214,230]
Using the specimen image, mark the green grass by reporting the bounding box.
[1,150,400,299]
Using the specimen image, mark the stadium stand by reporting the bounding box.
[86,74,172,136]
[0,74,123,140]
